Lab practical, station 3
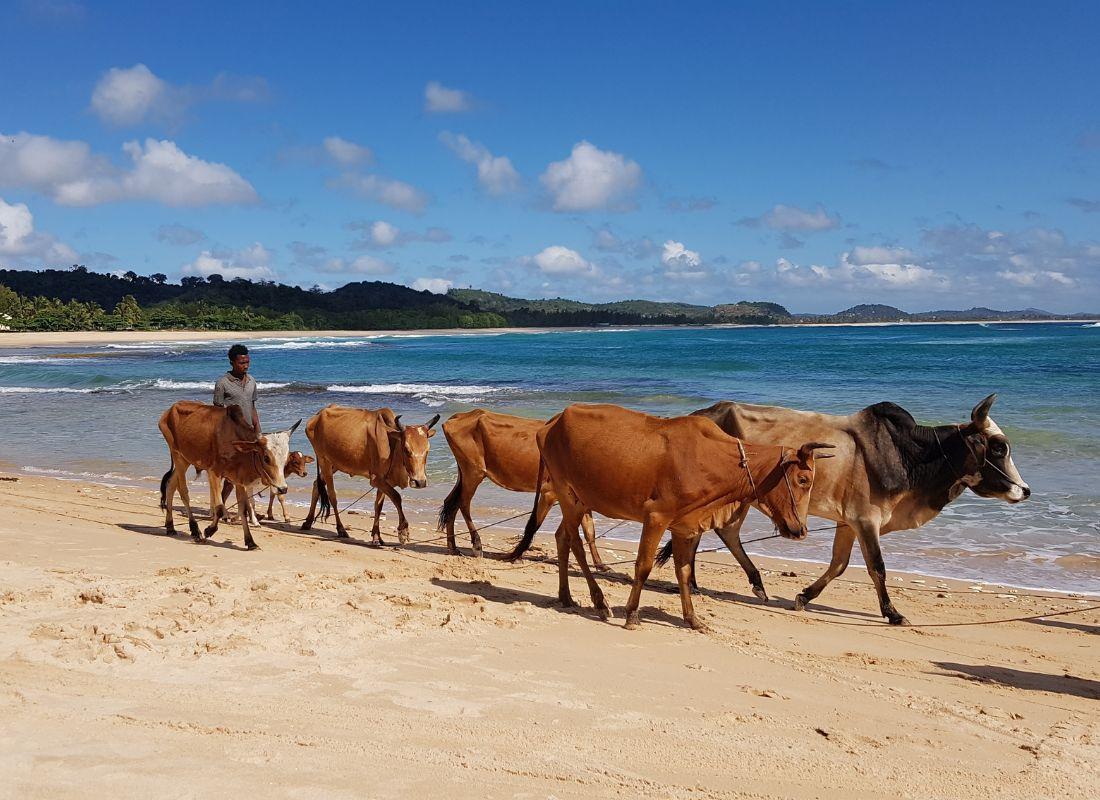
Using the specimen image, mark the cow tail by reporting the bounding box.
[315,466,332,522]
[158,459,174,510]
[505,458,546,562]
[654,538,674,568]
[437,474,463,532]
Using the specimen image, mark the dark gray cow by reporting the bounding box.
[659,395,1029,625]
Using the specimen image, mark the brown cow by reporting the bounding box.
[301,405,439,545]
[438,409,607,566]
[507,404,832,630]
[658,394,1030,625]
[157,401,291,550]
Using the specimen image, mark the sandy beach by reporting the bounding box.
[1,472,1097,799]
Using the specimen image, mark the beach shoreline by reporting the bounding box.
[1,471,1097,798]
[1,317,1095,348]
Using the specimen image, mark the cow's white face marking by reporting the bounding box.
[979,415,1029,502]
[261,430,292,492]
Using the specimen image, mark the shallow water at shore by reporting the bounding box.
[1,322,1098,592]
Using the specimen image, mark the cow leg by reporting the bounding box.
[553,520,576,608]
[278,493,291,523]
[456,475,484,558]
[567,522,612,620]
[171,456,202,541]
[671,533,707,631]
[237,484,259,550]
[713,506,766,601]
[301,467,322,531]
[854,525,907,626]
[323,469,349,539]
[163,465,178,536]
[580,512,610,572]
[369,489,386,546]
[795,523,856,612]
[623,515,669,630]
[265,492,276,521]
[381,485,410,545]
[219,478,233,521]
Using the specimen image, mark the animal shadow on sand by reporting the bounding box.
[116,523,250,552]
[431,577,688,628]
[1026,617,1100,635]
[932,661,1100,700]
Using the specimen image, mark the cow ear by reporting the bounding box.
[971,394,996,427]
[227,405,246,425]
[795,442,836,465]
[427,428,437,438]
[304,455,315,464]
[232,440,262,453]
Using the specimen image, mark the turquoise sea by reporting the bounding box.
[1,322,1098,593]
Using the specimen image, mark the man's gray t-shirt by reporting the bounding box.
[213,371,258,427]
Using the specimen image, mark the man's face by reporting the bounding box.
[230,354,250,375]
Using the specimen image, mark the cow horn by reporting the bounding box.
[288,418,302,435]
[971,393,997,427]
[425,414,441,431]
[798,442,836,461]
[394,414,405,433]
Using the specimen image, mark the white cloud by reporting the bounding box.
[661,240,701,268]
[424,81,473,113]
[0,132,257,207]
[996,269,1075,287]
[849,245,914,266]
[439,132,520,195]
[182,242,274,281]
[531,245,597,276]
[860,262,940,286]
[90,64,169,125]
[89,64,269,127]
[540,141,642,212]
[0,196,76,265]
[412,277,454,293]
[332,173,429,213]
[322,136,373,167]
[740,203,840,232]
[346,219,452,249]
[368,220,400,247]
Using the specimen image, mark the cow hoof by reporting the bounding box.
[472,548,484,559]
[165,524,176,536]
[623,612,641,630]
[888,615,911,626]
[559,596,576,609]
[188,520,201,538]
[793,593,809,611]
[397,529,410,546]
[594,563,612,573]
[752,586,769,603]
[300,520,313,531]
[688,618,711,633]
[246,543,260,551]
[446,547,461,556]
[202,526,217,539]
[336,528,350,539]
[369,536,384,547]
[598,605,614,621]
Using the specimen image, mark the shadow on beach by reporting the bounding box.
[932,661,1100,700]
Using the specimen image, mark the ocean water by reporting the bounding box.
[1,322,1098,593]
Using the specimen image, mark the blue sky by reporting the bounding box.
[1,0,1098,313]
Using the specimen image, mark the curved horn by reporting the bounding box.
[393,414,405,433]
[797,442,836,461]
[425,413,441,431]
[288,418,302,435]
[971,393,997,427]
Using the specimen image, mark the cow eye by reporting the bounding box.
[990,443,1007,457]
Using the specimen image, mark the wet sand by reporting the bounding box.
[1,473,1097,798]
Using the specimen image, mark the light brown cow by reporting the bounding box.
[438,409,607,566]
[301,405,439,545]
[507,404,831,630]
[157,401,290,550]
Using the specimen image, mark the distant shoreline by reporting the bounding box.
[1,318,1095,348]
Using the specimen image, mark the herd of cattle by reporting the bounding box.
[157,394,1030,628]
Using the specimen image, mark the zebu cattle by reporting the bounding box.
[438,409,607,566]
[301,405,439,545]
[661,394,1030,625]
[507,404,831,630]
[157,401,292,550]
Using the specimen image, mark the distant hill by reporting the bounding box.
[1,266,1095,332]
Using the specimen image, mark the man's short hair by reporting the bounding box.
[227,344,249,360]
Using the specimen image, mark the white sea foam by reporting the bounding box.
[247,339,378,350]
[0,386,103,394]
[327,382,510,402]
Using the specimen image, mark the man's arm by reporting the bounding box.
[251,380,261,433]
[213,377,225,406]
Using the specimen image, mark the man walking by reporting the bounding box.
[213,344,261,433]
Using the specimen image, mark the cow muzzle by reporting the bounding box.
[277,486,288,496]
[409,478,427,489]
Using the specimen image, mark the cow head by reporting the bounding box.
[959,394,1030,503]
[755,442,834,539]
[234,419,301,496]
[388,414,440,489]
[284,450,314,479]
